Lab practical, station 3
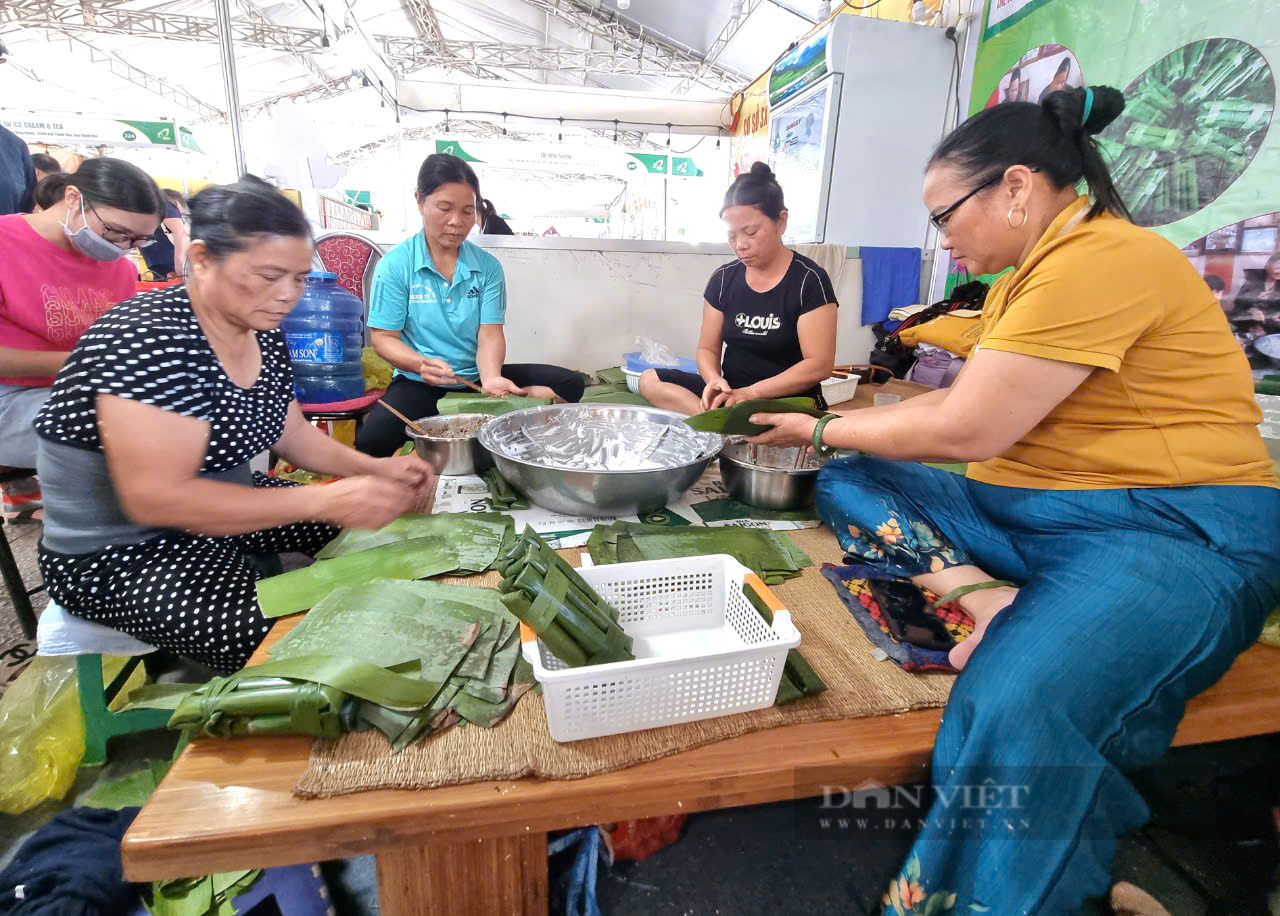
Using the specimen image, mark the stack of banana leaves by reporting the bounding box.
[581,367,651,407]
[496,529,634,667]
[134,577,536,752]
[684,397,828,436]
[256,512,516,617]
[587,521,812,585]
[437,391,553,415]
[742,580,827,705]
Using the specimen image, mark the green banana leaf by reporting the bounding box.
[316,512,515,567]
[595,367,628,386]
[690,496,818,524]
[85,758,172,810]
[582,382,628,399]
[257,537,463,617]
[387,681,464,751]
[438,392,554,416]
[484,468,529,510]
[180,654,448,715]
[146,870,262,916]
[581,390,651,407]
[269,581,484,676]
[496,529,633,667]
[587,522,811,584]
[383,579,522,680]
[743,578,826,704]
[684,397,826,436]
[452,654,536,727]
[462,628,521,703]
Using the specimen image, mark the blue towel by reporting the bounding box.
[860,246,922,326]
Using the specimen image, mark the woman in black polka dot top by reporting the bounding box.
[34,176,435,674]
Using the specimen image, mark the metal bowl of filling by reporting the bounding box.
[477,404,721,516]
[718,441,833,511]
[406,413,494,476]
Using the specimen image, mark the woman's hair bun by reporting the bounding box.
[1082,85,1125,135]
[748,160,775,179]
[1042,84,1125,136]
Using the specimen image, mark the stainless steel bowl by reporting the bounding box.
[406,413,494,476]
[477,404,721,516]
[718,442,830,511]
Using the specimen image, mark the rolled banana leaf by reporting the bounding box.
[684,397,825,436]
[169,677,358,739]
[742,579,827,704]
[496,530,632,667]
[484,468,529,511]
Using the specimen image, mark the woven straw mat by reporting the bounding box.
[295,526,954,798]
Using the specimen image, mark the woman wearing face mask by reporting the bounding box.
[638,162,838,415]
[0,158,162,479]
[355,154,584,457]
[748,86,1278,912]
[35,176,433,674]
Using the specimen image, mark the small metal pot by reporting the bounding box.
[406,413,494,476]
[719,444,826,511]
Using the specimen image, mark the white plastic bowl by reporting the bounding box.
[622,367,643,393]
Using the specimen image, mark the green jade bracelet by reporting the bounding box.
[811,414,838,458]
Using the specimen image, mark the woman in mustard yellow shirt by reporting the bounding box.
[752,86,1279,914]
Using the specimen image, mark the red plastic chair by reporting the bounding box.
[314,231,383,307]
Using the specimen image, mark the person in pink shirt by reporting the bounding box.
[0,157,163,513]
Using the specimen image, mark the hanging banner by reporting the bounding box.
[983,0,1053,38]
[729,74,771,178]
[0,114,200,150]
[963,0,1280,366]
[434,140,706,179]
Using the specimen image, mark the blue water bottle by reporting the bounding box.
[281,272,366,403]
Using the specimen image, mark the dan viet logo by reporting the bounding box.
[735,312,781,335]
[811,778,1032,835]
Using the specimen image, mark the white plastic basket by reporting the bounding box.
[820,374,859,406]
[521,554,801,742]
[622,366,643,393]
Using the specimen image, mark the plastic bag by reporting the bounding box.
[635,336,679,368]
[1261,605,1280,647]
[0,654,139,814]
[362,346,394,391]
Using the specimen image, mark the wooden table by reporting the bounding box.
[122,608,1280,914]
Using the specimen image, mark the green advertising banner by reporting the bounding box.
[433,140,706,178]
[962,0,1280,365]
[969,0,1279,247]
[0,114,203,150]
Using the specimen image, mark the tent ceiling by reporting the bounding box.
[0,0,826,125]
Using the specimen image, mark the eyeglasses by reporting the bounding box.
[85,198,156,249]
[929,174,1002,233]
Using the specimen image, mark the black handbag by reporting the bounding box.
[868,281,990,379]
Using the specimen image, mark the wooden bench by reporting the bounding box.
[121,612,1280,915]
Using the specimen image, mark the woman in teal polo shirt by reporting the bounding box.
[355,154,584,456]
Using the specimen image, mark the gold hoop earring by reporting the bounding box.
[1007,204,1029,230]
